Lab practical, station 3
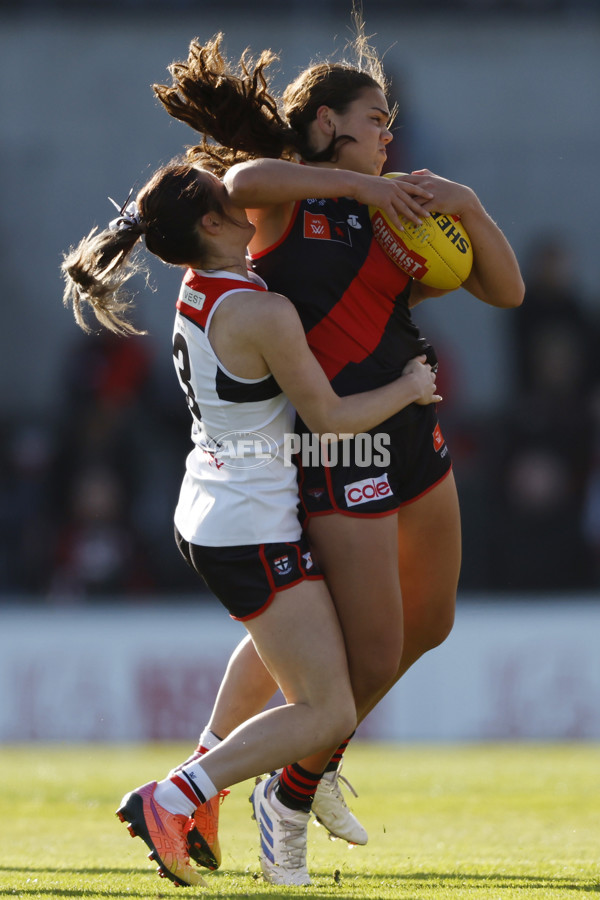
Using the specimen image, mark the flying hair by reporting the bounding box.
[340,6,398,126]
[153,8,395,172]
[345,4,389,93]
[61,225,148,336]
[153,34,298,177]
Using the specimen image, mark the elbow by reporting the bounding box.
[507,275,526,308]
[223,164,257,204]
[302,415,330,437]
[504,261,526,308]
[302,413,348,441]
[493,275,526,309]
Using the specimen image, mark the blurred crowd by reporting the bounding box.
[0,329,200,600]
[442,235,600,593]
[1,233,600,601]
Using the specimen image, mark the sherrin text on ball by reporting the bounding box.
[369,172,473,290]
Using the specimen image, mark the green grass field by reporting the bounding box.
[1,742,598,899]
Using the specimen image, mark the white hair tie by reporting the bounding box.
[108,190,143,232]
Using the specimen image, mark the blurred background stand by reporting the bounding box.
[1,0,599,602]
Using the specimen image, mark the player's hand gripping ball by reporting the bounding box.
[369,172,473,290]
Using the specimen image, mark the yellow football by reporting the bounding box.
[369,172,473,290]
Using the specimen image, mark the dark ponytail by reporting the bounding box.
[61,225,146,335]
[61,161,226,335]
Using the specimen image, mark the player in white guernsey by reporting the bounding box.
[62,159,441,887]
[173,267,300,551]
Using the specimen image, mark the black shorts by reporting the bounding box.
[175,527,323,621]
[296,404,452,519]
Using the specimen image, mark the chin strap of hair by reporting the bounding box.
[107,188,144,232]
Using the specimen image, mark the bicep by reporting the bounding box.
[254,301,336,430]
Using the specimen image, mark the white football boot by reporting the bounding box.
[250,774,311,885]
[312,764,368,845]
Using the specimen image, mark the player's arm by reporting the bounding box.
[245,293,441,437]
[405,169,525,309]
[408,281,448,307]
[458,200,524,308]
[223,158,433,249]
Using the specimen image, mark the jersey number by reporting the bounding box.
[173,332,202,422]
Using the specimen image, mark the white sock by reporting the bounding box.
[154,764,218,816]
[199,727,223,752]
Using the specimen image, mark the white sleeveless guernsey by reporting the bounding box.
[172,267,301,547]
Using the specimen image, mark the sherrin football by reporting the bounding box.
[369,172,473,290]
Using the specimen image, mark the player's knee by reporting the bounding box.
[317,690,357,748]
[352,648,403,707]
[406,594,455,662]
[422,598,455,651]
[430,603,455,648]
[324,704,357,749]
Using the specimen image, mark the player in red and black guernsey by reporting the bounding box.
[254,192,421,397]
[153,27,525,880]
[251,190,442,519]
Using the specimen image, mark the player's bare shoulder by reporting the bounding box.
[242,288,297,321]
[215,287,299,343]
[238,291,305,361]
[255,290,303,334]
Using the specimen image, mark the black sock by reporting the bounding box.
[275,763,325,813]
[324,731,354,773]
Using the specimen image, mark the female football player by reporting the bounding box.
[151,19,524,883]
[61,160,442,887]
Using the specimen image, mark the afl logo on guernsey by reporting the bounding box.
[303,211,352,246]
